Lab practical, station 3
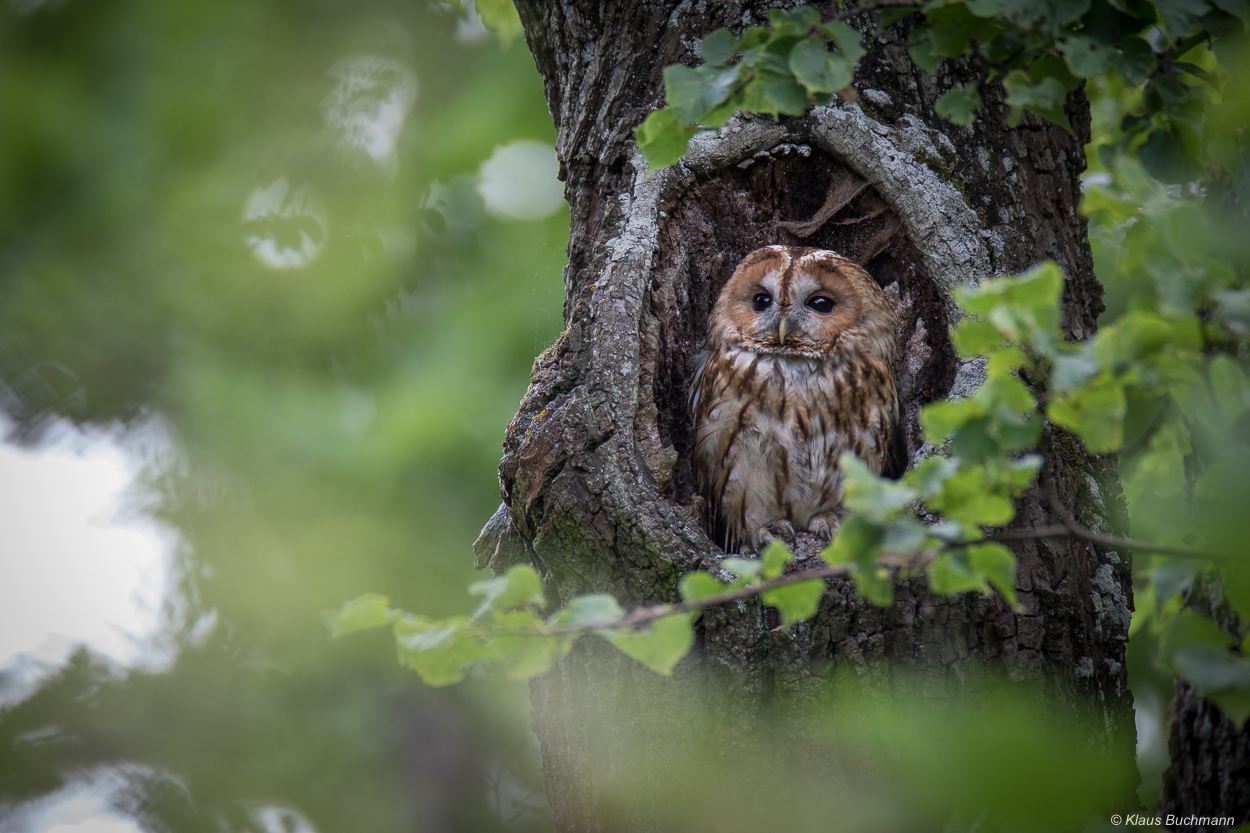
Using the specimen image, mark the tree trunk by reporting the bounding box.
[1159,578,1250,829]
[473,2,1136,828]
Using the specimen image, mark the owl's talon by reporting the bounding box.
[809,515,839,544]
[753,519,796,553]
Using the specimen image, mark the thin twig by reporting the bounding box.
[540,560,858,634]
[520,501,1221,636]
[1044,483,1220,559]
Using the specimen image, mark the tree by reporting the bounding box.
[467,2,1133,827]
[373,0,1243,828]
[3,0,1248,829]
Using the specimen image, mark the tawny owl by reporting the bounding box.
[691,245,898,554]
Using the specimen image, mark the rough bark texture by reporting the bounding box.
[472,2,1137,828]
[1161,680,1250,830]
[1159,578,1250,830]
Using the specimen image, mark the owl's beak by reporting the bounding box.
[777,316,791,345]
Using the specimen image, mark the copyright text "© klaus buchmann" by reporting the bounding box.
[1111,814,1235,827]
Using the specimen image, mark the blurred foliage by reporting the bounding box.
[1,0,564,830]
[3,0,1250,830]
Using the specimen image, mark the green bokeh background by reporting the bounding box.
[1,2,564,830]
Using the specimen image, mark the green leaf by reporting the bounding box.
[722,557,764,581]
[1110,35,1157,86]
[922,397,984,444]
[701,28,740,65]
[1047,373,1126,453]
[1150,0,1212,39]
[996,455,1044,492]
[880,517,930,556]
[1027,54,1080,92]
[473,0,524,42]
[952,318,1003,355]
[395,618,485,687]
[702,64,745,114]
[818,19,867,63]
[907,32,944,73]
[950,416,1002,463]
[957,261,1064,343]
[906,456,961,500]
[469,564,545,612]
[841,453,920,521]
[930,466,1016,527]
[1211,0,1250,24]
[822,515,884,565]
[1002,69,1073,133]
[665,64,712,123]
[1214,288,1250,338]
[967,542,1018,606]
[1173,644,1250,691]
[790,40,852,94]
[738,25,772,50]
[1093,310,1201,369]
[1209,688,1250,730]
[1159,609,1228,664]
[999,0,1091,33]
[324,593,393,637]
[759,69,812,114]
[935,85,983,125]
[1138,128,1203,184]
[679,570,725,602]
[490,609,569,680]
[768,5,820,35]
[854,564,895,607]
[1060,35,1112,76]
[1151,559,1200,606]
[553,593,625,625]
[762,579,825,625]
[925,4,1004,57]
[929,550,990,596]
[760,539,794,579]
[824,516,891,606]
[1050,349,1103,393]
[634,108,697,170]
[602,613,695,675]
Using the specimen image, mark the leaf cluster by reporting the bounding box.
[636,0,1248,186]
[1084,156,1250,726]
[635,6,865,168]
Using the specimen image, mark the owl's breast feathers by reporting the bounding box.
[691,344,897,551]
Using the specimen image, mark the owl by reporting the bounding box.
[690,245,898,554]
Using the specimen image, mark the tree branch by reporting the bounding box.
[527,497,1221,637]
[539,559,860,634]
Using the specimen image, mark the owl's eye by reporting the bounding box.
[752,292,772,312]
[806,295,835,314]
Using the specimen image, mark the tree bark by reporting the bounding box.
[1159,578,1250,829]
[474,2,1136,828]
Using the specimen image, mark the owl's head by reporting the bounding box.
[707,245,897,363]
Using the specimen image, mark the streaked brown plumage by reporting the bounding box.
[691,245,898,553]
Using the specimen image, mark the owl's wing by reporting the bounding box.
[688,349,711,416]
